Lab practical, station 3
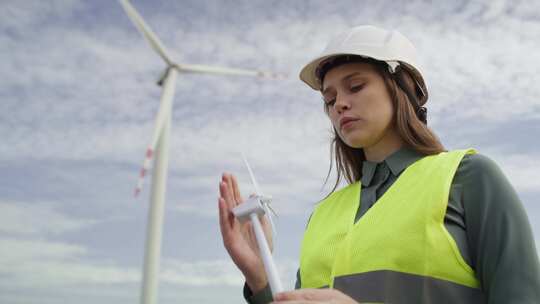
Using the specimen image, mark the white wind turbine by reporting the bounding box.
[117,1,283,304]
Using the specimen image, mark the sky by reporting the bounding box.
[1,0,540,303]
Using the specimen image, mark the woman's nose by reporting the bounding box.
[334,94,351,113]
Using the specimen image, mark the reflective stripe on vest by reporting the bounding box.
[300,149,484,303]
[334,270,485,304]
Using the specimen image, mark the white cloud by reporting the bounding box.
[2,0,540,167]
[160,259,243,286]
[0,202,97,236]
[160,257,298,288]
[0,236,297,288]
[0,237,86,262]
[0,0,81,31]
[0,237,139,288]
[494,153,540,193]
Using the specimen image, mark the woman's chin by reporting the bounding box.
[339,129,369,148]
[342,137,367,149]
[340,128,384,149]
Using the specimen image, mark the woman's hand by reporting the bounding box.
[218,172,273,293]
[271,289,358,303]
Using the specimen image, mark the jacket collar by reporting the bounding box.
[361,147,423,186]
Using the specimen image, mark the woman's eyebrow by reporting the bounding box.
[322,72,366,95]
[342,72,365,81]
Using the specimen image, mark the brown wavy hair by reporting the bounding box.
[321,57,446,194]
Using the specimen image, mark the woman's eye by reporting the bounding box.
[322,95,336,106]
[324,98,336,106]
[350,84,364,92]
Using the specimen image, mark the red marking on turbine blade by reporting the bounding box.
[146,148,153,159]
[140,168,147,178]
[134,187,141,197]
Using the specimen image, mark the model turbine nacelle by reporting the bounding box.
[232,194,272,223]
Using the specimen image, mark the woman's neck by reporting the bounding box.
[363,128,405,163]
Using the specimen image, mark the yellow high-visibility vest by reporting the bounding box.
[300,149,485,303]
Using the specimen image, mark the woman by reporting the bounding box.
[218,25,540,304]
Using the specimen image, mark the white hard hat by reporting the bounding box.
[299,25,428,104]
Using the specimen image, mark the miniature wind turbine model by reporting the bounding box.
[232,155,283,296]
[117,1,283,304]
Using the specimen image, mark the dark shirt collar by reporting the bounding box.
[361,146,424,186]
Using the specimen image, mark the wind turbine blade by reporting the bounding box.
[179,63,286,79]
[119,0,174,66]
[135,69,178,197]
[241,153,262,195]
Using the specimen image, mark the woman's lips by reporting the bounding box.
[340,117,360,130]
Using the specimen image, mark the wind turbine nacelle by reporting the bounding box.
[232,195,271,223]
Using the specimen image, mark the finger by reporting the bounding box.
[220,181,234,210]
[218,197,232,238]
[259,213,272,232]
[220,182,235,213]
[231,174,243,204]
[221,174,236,208]
[224,173,237,205]
[258,214,272,235]
[219,174,228,201]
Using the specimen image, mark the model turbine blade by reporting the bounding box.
[262,199,277,237]
[119,0,174,66]
[242,153,262,195]
[241,154,278,236]
[135,69,178,197]
[179,63,287,79]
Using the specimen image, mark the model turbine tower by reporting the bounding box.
[118,1,283,304]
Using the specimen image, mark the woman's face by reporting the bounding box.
[322,62,395,149]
